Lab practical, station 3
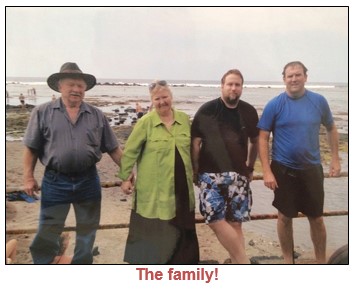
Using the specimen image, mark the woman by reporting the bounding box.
[119,80,199,264]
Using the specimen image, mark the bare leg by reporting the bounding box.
[209,220,250,264]
[56,255,73,264]
[308,216,326,264]
[51,232,73,264]
[6,239,18,264]
[277,211,294,264]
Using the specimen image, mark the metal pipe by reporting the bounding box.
[5,171,349,193]
[6,210,348,235]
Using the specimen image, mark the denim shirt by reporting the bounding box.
[118,109,195,220]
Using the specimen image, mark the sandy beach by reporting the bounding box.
[5,105,348,265]
[6,140,320,265]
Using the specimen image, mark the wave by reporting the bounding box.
[92,78,347,89]
[95,82,340,89]
[6,78,345,89]
[6,81,47,86]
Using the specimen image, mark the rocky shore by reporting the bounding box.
[6,103,134,143]
[6,102,348,172]
[5,101,348,264]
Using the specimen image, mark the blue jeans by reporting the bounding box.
[30,167,101,264]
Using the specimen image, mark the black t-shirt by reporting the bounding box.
[191,98,259,175]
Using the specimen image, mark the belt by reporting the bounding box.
[45,165,96,177]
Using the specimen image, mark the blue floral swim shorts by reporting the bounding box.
[198,172,252,224]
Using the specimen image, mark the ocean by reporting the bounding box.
[6,77,349,256]
[5,77,348,134]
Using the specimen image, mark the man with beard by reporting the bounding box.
[191,69,259,264]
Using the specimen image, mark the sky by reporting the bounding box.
[5,6,349,83]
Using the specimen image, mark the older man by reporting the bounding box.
[23,62,123,264]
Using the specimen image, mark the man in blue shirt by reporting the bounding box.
[258,61,341,264]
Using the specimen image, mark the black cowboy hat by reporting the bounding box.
[47,62,97,92]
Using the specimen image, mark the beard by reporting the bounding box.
[222,94,240,106]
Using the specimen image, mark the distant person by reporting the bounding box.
[28,88,36,97]
[148,103,153,112]
[52,94,56,102]
[191,69,259,264]
[135,102,144,118]
[23,62,125,264]
[258,61,341,264]
[6,90,10,105]
[119,80,199,264]
[19,93,25,107]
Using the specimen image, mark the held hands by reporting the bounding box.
[121,172,136,194]
[193,173,199,186]
[121,180,134,194]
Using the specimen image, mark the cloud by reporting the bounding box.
[5,7,348,82]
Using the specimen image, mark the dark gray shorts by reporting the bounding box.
[271,160,324,218]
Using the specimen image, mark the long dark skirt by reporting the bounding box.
[124,148,199,264]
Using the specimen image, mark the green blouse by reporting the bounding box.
[118,109,195,220]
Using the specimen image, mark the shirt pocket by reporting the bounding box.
[86,126,102,147]
[175,131,191,148]
[146,134,171,153]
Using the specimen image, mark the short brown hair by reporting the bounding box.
[282,61,308,77]
[221,69,244,85]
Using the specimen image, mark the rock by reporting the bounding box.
[6,105,134,143]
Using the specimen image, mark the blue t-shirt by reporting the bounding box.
[258,90,334,169]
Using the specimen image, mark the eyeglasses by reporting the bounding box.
[149,80,167,92]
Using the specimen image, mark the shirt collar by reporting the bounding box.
[152,108,182,127]
[52,98,91,113]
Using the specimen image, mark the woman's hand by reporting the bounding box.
[121,180,134,194]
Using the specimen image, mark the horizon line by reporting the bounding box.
[5,76,348,85]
